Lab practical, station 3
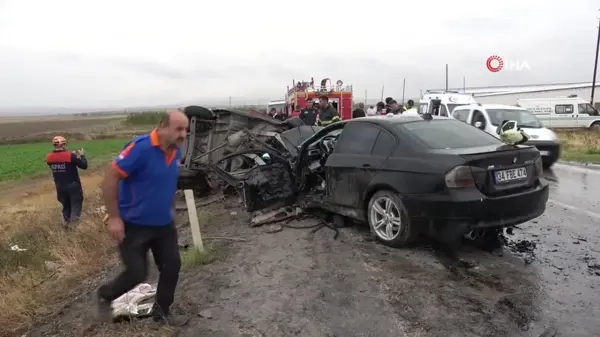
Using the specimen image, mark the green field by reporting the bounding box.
[0,139,130,181]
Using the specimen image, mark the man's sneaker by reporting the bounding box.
[149,314,189,328]
[96,293,113,323]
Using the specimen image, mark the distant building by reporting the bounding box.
[428,82,600,108]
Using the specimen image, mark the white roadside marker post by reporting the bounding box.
[184,189,204,252]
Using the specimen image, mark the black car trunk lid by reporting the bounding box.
[456,145,539,196]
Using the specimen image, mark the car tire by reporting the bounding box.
[367,190,418,248]
[183,105,214,119]
[590,122,600,132]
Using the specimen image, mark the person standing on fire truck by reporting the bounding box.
[300,98,318,125]
[316,96,340,126]
[46,136,88,226]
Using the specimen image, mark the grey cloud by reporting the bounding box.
[105,57,225,80]
[0,0,599,112]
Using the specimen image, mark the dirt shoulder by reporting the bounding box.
[25,198,572,337]
[0,165,115,336]
[26,202,407,337]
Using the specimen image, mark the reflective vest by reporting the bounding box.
[317,115,341,126]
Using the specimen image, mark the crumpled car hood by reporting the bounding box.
[279,125,324,157]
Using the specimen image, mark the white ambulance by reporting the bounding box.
[419,90,478,116]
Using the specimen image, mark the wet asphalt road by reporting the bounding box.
[517,163,600,336]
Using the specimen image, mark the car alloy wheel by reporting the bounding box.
[369,196,403,241]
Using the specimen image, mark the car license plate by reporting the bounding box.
[539,150,550,156]
[495,167,527,183]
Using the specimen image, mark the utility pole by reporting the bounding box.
[401,79,406,105]
[364,89,368,105]
[445,64,449,91]
[463,76,466,91]
[380,85,385,102]
[591,14,600,106]
[229,96,232,107]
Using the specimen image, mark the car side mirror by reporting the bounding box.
[474,121,484,129]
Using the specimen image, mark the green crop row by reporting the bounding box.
[0,139,131,182]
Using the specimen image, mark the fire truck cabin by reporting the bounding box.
[284,78,354,120]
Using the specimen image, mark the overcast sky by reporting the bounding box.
[0,0,598,111]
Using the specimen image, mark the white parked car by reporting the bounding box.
[451,104,561,168]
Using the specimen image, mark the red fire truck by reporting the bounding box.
[269,77,354,120]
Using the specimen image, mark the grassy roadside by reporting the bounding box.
[556,130,600,164]
[0,139,131,182]
[0,170,114,336]
[0,120,159,335]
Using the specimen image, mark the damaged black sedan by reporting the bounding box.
[179,106,549,247]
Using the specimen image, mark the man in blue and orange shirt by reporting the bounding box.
[46,136,88,227]
[97,110,189,327]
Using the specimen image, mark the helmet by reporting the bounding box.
[52,136,67,146]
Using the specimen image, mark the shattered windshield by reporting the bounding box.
[486,109,542,128]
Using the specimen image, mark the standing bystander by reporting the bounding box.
[96,110,189,327]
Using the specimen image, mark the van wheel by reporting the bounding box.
[590,122,600,131]
[367,191,418,248]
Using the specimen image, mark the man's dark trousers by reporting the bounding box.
[98,223,181,318]
[56,181,84,222]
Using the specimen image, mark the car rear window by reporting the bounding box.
[400,119,501,149]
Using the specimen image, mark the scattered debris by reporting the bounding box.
[198,309,213,319]
[588,263,600,276]
[9,244,26,252]
[504,238,537,264]
[251,207,304,227]
[456,259,477,269]
[112,283,156,318]
[264,224,283,234]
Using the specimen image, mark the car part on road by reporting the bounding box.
[250,207,304,227]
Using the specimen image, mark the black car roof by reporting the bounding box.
[345,115,453,126]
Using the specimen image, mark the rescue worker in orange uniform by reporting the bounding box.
[46,136,88,226]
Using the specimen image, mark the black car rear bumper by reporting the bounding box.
[404,180,549,230]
